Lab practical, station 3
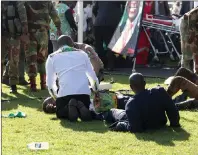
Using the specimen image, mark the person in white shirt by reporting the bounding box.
[45,35,99,122]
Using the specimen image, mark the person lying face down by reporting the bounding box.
[108,72,180,133]
[57,35,104,82]
[45,35,99,122]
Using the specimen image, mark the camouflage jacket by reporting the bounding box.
[25,1,61,30]
[1,1,28,37]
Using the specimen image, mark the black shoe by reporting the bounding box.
[10,85,18,94]
[68,99,79,122]
[19,78,29,85]
[77,101,92,121]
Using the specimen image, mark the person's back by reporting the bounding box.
[93,1,123,26]
[49,50,93,97]
[126,87,180,132]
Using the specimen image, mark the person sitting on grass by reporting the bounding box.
[45,35,99,122]
[107,72,180,133]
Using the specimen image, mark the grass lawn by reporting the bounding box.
[2,75,198,155]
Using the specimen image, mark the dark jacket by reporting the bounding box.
[180,1,194,16]
[115,87,180,133]
[93,1,125,27]
[151,1,171,16]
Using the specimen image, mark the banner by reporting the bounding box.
[108,1,145,57]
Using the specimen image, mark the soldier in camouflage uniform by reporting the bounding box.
[1,1,29,93]
[25,1,61,91]
[180,7,198,74]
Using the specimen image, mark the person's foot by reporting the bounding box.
[68,99,79,122]
[10,85,18,94]
[77,101,92,121]
[19,78,29,85]
[2,78,9,85]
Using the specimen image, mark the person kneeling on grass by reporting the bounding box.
[106,72,180,133]
[45,35,99,122]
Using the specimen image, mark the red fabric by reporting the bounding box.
[136,1,152,65]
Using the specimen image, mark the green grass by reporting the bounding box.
[2,75,198,155]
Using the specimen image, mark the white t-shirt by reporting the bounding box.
[46,49,99,98]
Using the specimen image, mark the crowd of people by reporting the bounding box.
[1,1,198,133]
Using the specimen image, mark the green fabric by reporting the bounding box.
[2,111,26,118]
[92,91,117,113]
[50,3,71,40]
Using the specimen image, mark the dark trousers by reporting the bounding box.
[94,26,116,68]
[56,94,90,118]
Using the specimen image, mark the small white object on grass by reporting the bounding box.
[27,142,49,150]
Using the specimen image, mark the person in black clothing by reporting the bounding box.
[107,73,180,133]
[93,1,126,70]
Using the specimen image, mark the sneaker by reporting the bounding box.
[77,101,92,121]
[68,99,79,122]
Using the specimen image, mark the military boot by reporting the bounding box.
[10,85,18,94]
[40,74,46,90]
[29,77,37,92]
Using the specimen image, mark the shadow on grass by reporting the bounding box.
[135,127,190,146]
[104,75,164,86]
[60,119,108,133]
[1,85,49,111]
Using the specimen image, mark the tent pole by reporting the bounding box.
[77,1,83,43]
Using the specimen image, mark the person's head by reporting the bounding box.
[129,72,146,94]
[57,35,75,48]
[42,97,56,114]
[126,1,139,22]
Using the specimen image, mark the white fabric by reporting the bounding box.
[46,50,99,98]
[194,2,198,8]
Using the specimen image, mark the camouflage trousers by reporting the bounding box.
[3,43,26,79]
[180,9,198,74]
[1,36,20,85]
[167,68,198,100]
[26,29,48,78]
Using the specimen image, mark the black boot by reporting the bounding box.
[10,85,17,94]
[19,77,29,85]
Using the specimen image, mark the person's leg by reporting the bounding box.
[167,76,198,100]
[175,67,198,84]
[37,30,48,90]
[75,95,92,121]
[94,26,105,64]
[51,40,59,52]
[104,108,127,123]
[103,26,117,70]
[18,42,28,85]
[175,99,198,110]
[8,38,20,93]
[56,96,69,119]
[2,61,10,85]
[26,31,38,91]
[180,18,193,71]
[1,36,8,85]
